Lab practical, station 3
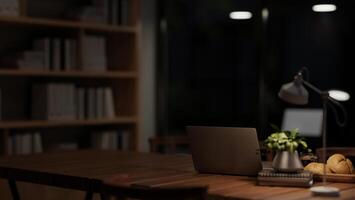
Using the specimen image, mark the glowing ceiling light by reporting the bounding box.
[262,8,269,21]
[329,90,350,101]
[229,11,252,20]
[312,4,337,12]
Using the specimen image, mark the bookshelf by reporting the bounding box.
[0,0,141,156]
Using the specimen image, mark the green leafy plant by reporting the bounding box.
[264,125,311,153]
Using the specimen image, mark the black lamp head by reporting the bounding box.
[278,71,309,105]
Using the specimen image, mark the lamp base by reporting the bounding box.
[310,186,340,197]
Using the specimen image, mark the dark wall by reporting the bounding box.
[263,1,354,148]
[156,0,355,148]
[157,0,261,133]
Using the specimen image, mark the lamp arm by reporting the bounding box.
[302,80,348,127]
[302,80,322,95]
[327,97,348,127]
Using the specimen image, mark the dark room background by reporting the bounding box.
[156,0,355,149]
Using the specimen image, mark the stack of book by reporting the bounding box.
[257,169,313,187]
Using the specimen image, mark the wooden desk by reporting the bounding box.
[0,150,355,200]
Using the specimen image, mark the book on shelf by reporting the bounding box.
[118,129,130,150]
[0,50,46,70]
[32,84,54,120]
[32,84,116,121]
[52,37,62,71]
[87,87,97,119]
[63,38,72,70]
[8,132,43,155]
[257,169,313,187]
[32,37,78,71]
[65,0,131,25]
[0,0,19,17]
[82,35,107,71]
[76,87,86,120]
[76,86,116,120]
[96,87,105,118]
[103,87,116,118]
[110,0,119,25]
[33,37,51,70]
[91,129,129,150]
[120,0,130,25]
[32,83,76,120]
[91,130,117,150]
[70,39,78,70]
[66,4,106,24]
[32,132,43,153]
[93,0,109,23]
[106,0,131,25]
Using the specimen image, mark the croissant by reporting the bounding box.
[327,154,353,174]
[304,162,332,175]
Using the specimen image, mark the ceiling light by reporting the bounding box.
[229,11,252,20]
[312,4,337,12]
[262,8,269,21]
[329,90,350,101]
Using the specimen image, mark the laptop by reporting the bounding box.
[187,126,262,176]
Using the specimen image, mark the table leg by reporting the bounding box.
[8,179,20,200]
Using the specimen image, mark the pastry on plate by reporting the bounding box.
[304,162,332,175]
[327,154,353,174]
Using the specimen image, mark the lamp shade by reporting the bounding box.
[278,81,309,105]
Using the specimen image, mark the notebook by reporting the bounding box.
[187,126,262,176]
[257,169,313,187]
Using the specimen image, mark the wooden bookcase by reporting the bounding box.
[0,0,141,156]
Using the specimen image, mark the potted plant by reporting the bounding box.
[264,126,310,172]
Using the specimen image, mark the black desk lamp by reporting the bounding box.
[278,67,347,196]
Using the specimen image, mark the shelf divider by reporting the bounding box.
[0,69,137,79]
[0,117,138,129]
[0,16,137,33]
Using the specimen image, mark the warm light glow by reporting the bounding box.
[229,11,252,20]
[262,8,269,21]
[312,4,337,12]
[329,90,350,101]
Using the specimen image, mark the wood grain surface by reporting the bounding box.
[0,150,355,199]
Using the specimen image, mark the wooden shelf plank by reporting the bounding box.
[0,16,137,33]
[0,69,137,79]
[0,117,137,129]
